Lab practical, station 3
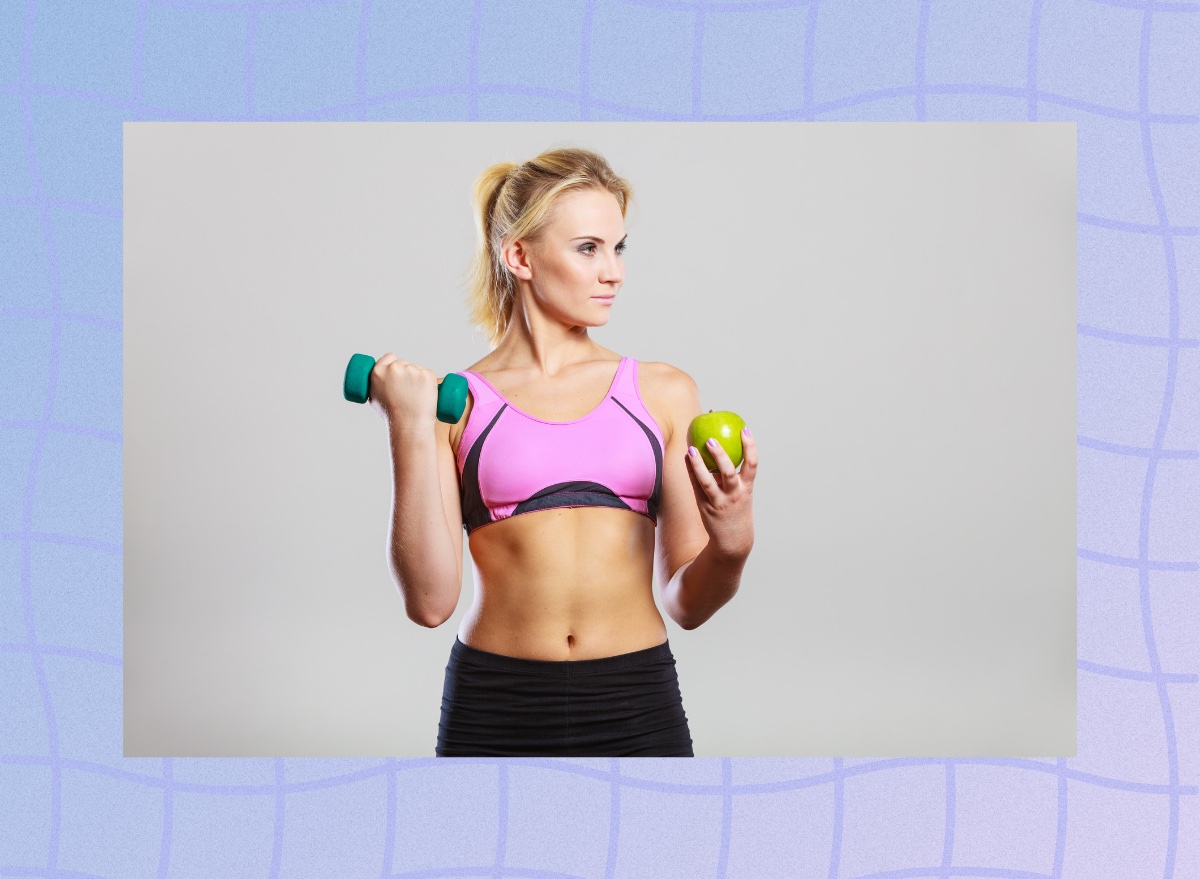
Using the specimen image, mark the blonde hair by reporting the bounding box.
[465,147,634,349]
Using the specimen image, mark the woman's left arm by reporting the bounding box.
[651,364,758,630]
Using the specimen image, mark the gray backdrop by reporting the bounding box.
[123,122,1076,757]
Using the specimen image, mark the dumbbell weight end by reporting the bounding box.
[343,353,468,425]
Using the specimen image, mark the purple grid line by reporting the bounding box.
[838,869,1051,879]
[916,0,931,121]
[941,760,956,878]
[690,1,704,118]
[354,0,369,122]
[243,4,258,119]
[1029,0,1046,122]
[717,756,732,878]
[0,195,121,219]
[1078,212,1200,235]
[0,533,122,553]
[1077,547,1197,571]
[1076,436,1196,459]
[1052,758,1067,879]
[4,79,1197,124]
[1077,324,1199,347]
[132,0,148,116]
[0,869,116,879]
[1131,8,1189,873]
[829,757,845,879]
[387,869,586,879]
[0,644,122,667]
[0,309,123,331]
[494,761,509,879]
[603,757,620,879]
[1077,660,1198,683]
[580,0,597,121]
[0,423,121,443]
[156,758,172,879]
[468,0,483,121]
[802,0,817,118]
[4,755,1193,799]
[270,758,284,879]
[382,756,397,879]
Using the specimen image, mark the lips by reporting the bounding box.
[592,295,615,302]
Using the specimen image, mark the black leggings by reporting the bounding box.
[436,636,694,757]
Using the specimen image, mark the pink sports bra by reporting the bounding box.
[454,356,665,534]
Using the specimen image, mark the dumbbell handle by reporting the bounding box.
[342,353,468,424]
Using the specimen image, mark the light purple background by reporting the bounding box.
[1,1,1197,876]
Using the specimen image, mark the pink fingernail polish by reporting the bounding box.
[688,446,697,458]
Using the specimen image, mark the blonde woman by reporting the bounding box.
[370,147,758,757]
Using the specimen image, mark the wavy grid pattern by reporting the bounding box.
[1,0,1197,875]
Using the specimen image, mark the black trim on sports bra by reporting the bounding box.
[460,403,507,533]
[613,397,664,520]
[512,481,633,517]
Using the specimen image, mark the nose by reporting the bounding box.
[599,252,623,283]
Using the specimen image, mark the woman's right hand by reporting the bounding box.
[368,354,439,432]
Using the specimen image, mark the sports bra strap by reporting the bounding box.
[613,356,637,398]
[456,370,502,407]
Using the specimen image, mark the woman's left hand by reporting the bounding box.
[685,429,757,557]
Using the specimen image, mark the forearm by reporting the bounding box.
[387,426,459,626]
[663,540,750,631]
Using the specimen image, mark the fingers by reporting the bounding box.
[688,429,757,500]
[702,437,738,488]
[686,446,719,502]
[738,429,758,484]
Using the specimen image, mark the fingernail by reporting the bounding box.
[688,446,697,458]
[707,438,717,447]
[742,428,751,438]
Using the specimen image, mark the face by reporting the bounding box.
[502,187,627,324]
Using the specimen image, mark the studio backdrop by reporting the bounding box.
[123,121,1076,757]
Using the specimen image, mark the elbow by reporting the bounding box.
[409,610,449,629]
[672,608,706,631]
[407,594,459,629]
[665,597,699,631]
[404,595,455,629]
[405,596,454,628]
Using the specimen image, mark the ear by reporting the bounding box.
[501,238,534,281]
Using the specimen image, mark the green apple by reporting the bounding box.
[687,410,746,472]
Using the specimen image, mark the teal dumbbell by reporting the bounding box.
[343,353,468,424]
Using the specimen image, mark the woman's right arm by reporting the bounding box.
[371,356,464,627]
[386,420,464,627]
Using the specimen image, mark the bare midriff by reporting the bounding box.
[447,355,671,661]
[459,507,667,660]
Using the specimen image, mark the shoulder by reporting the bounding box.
[634,361,700,445]
[637,360,696,394]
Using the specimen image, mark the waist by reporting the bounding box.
[450,635,675,674]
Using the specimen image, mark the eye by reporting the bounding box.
[580,241,627,255]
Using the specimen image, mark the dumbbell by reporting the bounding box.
[342,353,468,424]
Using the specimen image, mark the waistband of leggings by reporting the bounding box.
[451,636,674,675]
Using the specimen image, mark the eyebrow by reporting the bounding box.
[572,234,628,244]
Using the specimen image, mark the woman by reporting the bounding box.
[369,147,758,757]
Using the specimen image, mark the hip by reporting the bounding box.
[436,636,694,757]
